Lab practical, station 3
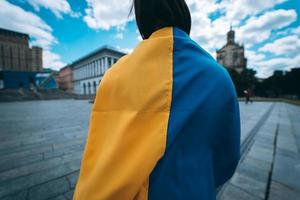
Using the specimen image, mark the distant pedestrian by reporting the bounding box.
[244,88,253,104]
[74,0,241,199]
[244,89,249,104]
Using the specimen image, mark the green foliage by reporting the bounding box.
[226,68,257,97]
[259,68,300,98]
[226,67,300,99]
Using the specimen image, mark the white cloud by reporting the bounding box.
[220,0,287,23]
[0,0,55,48]
[186,1,228,55]
[255,54,300,77]
[292,26,300,35]
[0,1,65,70]
[116,46,132,54]
[247,37,300,78]
[245,50,266,63]
[28,0,81,18]
[237,9,297,45]
[43,50,66,71]
[115,33,124,40]
[186,1,293,53]
[276,25,300,37]
[259,35,300,56]
[83,0,132,30]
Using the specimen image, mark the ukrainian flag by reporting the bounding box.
[73,27,240,200]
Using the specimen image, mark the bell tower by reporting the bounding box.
[227,25,235,44]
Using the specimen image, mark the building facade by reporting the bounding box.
[0,28,43,72]
[57,65,73,92]
[71,46,126,95]
[216,28,247,73]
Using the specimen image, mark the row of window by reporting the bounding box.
[82,81,99,95]
[74,56,117,81]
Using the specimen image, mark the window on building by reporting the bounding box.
[95,61,97,76]
[233,52,238,61]
[81,67,83,79]
[86,64,89,78]
[86,64,88,78]
[93,62,95,76]
[92,62,94,77]
[95,61,97,75]
[87,64,89,77]
[93,81,97,94]
[83,83,86,95]
[88,82,91,95]
[10,47,13,70]
[89,63,91,77]
[98,59,101,75]
[0,45,4,69]
[101,58,104,74]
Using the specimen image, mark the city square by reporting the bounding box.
[0,100,299,200]
[0,0,299,199]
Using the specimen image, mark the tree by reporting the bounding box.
[226,68,257,97]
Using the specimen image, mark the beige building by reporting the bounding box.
[0,28,43,72]
[216,28,247,73]
[57,65,73,92]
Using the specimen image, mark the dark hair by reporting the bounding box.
[130,0,191,40]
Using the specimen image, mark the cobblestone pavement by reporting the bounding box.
[0,100,299,200]
[218,103,300,200]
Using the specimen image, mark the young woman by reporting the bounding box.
[74,0,240,199]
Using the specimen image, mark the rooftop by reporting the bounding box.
[69,45,127,68]
[0,27,29,39]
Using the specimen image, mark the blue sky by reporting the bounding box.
[0,0,299,78]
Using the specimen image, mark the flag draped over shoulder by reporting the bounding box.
[73,27,240,200]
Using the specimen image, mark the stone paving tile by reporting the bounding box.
[48,195,67,200]
[230,172,267,199]
[28,177,70,200]
[0,190,27,200]
[0,126,82,150]
[247,146,274,164]
[0,159,81,198]
[0,151,82,183]
[0,153,44,172]
[242,156,272,172]
[218,184,262,200]
[269,103,300,199]
[269,181,300,200]
[237,162,269,183]
[276,147,300,160]
[0,145,52,162]
[277,134,298,153]
[0,132,85,158]
[272,152,300,192]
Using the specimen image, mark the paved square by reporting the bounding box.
[0,100,299,200]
